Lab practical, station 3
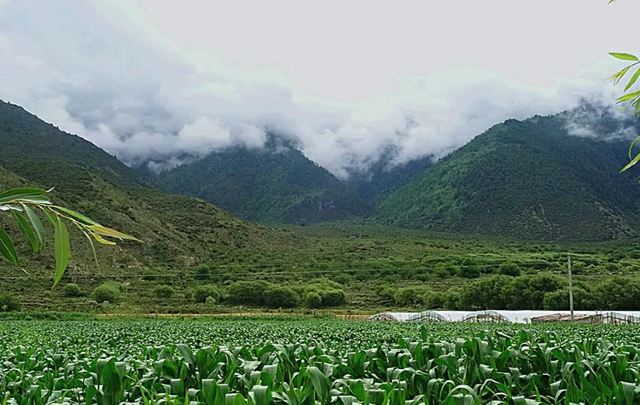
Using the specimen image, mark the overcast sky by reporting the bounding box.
[0,0,638,176]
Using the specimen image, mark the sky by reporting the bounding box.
[0,0,638,177]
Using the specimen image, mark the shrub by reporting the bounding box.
[424,291,445,309]
[543,287,595,310]
[92,283,119,304]
[226,281,269,305]
[194,284,220,304]
[304,291,322,308]
[394,287,425,307]
[63,283,81,297]
[153,284,175,299]
[0,293,20,312]
[498,263,521,277]
[265,286,299,308]
[460,266,480,279]
[320,289,346,307]
[195,265,210,280]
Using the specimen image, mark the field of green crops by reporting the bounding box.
[2,319,640,404]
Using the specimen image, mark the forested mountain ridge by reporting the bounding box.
[0,100,297,273]
[347,153,433,205]
[375,112,640,240]
[155,137,371,223]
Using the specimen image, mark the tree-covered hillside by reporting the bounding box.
[376,113,640,240]
[0,101,296,272]
[347,154,433,204]
[155,137,370,223]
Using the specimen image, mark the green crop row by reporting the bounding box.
[1,319,640,404]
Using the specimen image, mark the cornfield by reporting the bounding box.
[1,319,640,404]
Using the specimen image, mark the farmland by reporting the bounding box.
[2,318,640,404]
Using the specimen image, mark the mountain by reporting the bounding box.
[0,101,295,271]
[376,111,640,240]
[155,137,370,223]
[346,153,433,204]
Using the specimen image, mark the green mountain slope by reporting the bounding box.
[347,154,433,204]
[155,138,370,223]
[0,101,295,272]
[376,113,640,240]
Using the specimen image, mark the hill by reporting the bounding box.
[376,112,640,240]
[0,101,296,272]
[347,153,433,204]
[155,137,370,223]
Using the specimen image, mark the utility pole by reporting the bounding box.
[568,255,574,321]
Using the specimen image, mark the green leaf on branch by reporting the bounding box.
[23,205,45,249]
[0,225,19,265]
[45,210,71,287]
[0,188,50,204]
[624,68,640,91]
[620,151,640,173]
[610,52,639,61]
[89,224,141,242]
[617,90,640,104]
[12,211,41,252]
[53,206,99,225]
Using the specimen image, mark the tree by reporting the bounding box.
[304,291,322,308]
[264,286,299,308]
[193,284,220,303]
[92,283,120,304]
[0,187,138,286]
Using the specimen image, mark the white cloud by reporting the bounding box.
[0,0,635,177]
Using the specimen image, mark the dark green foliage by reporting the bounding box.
[92,283,120,304]
[592,277,640,310]
[394,287,425,307]
[264,286,300,308]
[319,289,346,307]
[0,293,20,311]
[153,284,174,300]
[543,287,596,310]
[347,153,433,204]
[193,284,220,304]
[155,137,370,223]
[226,281,269,306]
[303,291,322,308]
[63,283,81,297]
[499,262,522,277]
[194,265,210,280]
[0,100,296,274]
[377,111,640,240]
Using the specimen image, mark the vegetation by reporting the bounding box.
[0,100,298,275]
[3,319,640,403]
[376,110,640,240]
[0,187,138,285]
[92,282,120,304]
[155,136,369,223]
[63,283,81,297]
[610,51,640,174]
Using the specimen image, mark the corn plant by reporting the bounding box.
[2,319,640,404]
[0,187,138,285]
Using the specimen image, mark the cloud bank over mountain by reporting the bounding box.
[0,0,632,177]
